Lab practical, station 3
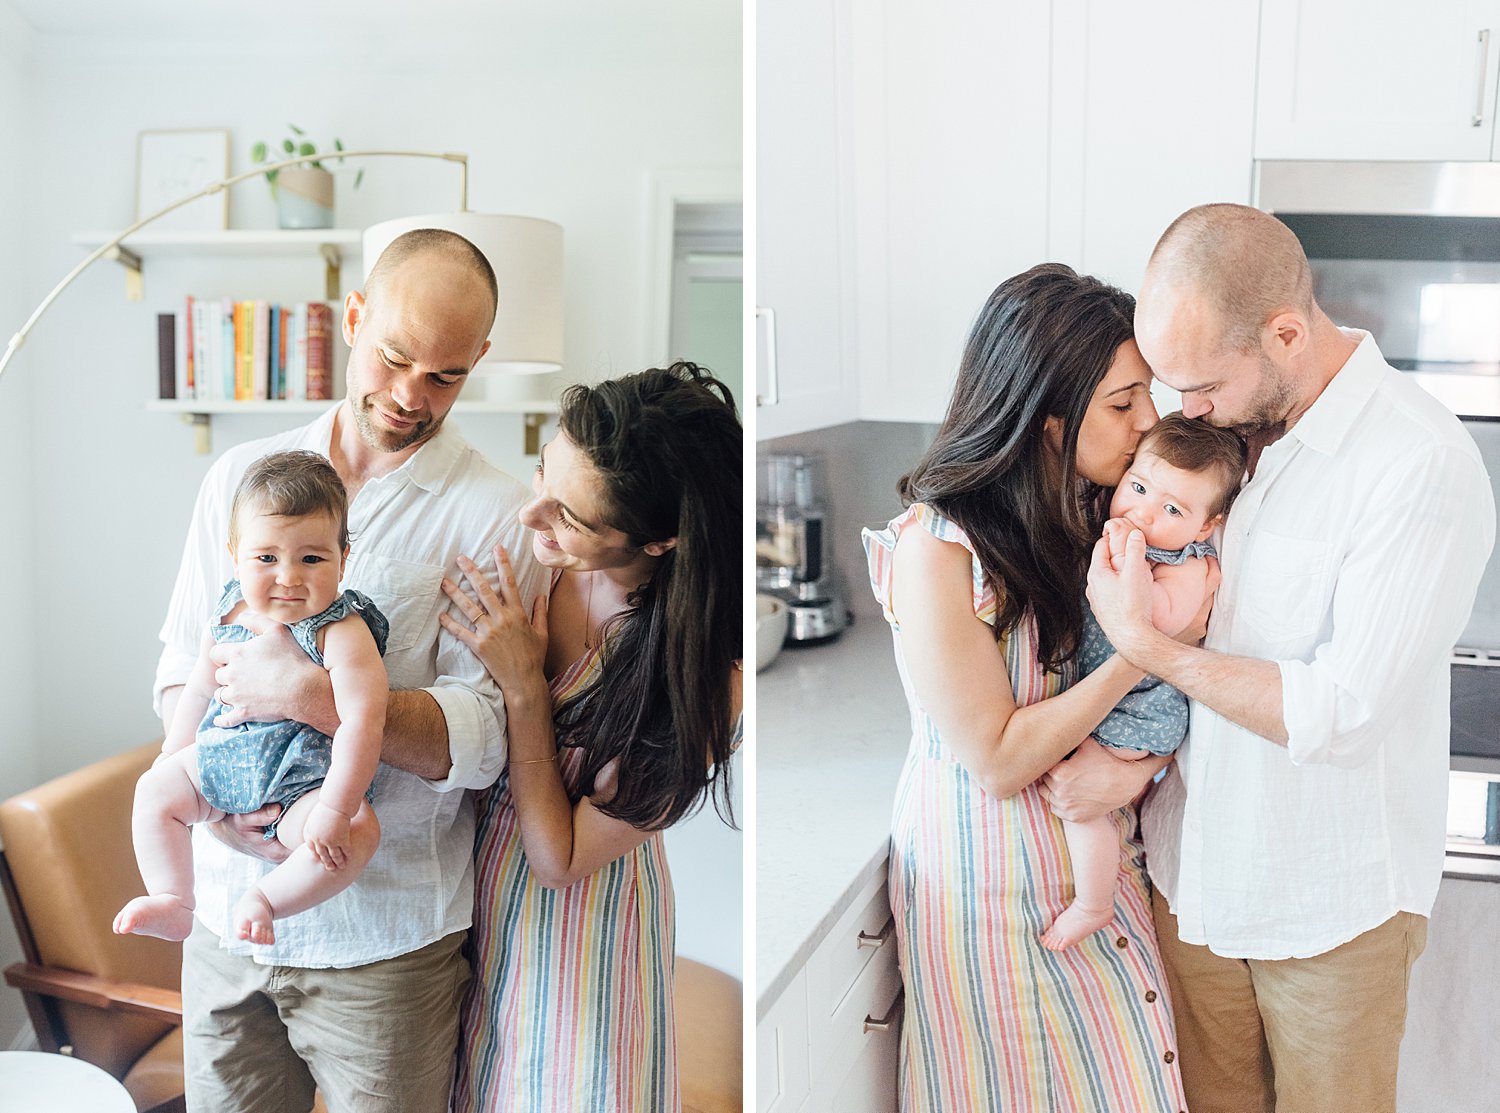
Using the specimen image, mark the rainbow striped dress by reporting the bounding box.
[864,504,1187,1113]
[453,646,679,1113]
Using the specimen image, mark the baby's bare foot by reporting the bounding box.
[113,895,194,941]
[233,887,277,945]
[1040,902,1114,952]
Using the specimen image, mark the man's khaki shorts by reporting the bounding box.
[182,919,470,1113]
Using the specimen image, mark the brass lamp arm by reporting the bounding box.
[0,149,470,383]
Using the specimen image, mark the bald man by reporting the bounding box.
[1071,204,1495,1112]
[152,229,547,1113]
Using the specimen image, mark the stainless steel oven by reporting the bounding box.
[1258,161,1500,776]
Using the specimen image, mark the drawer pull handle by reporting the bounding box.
[857,917,895,950]
[863,988,905,1034]
[1476,29,1492,127]
[755,306,779,406]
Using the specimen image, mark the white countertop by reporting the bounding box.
[751,608,1500,1018]
[755,617,911,1016]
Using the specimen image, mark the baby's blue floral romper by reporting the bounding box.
[1077,539,1216,756]
[196,580,390,834]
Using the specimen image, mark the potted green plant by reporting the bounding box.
[250,125,363,230]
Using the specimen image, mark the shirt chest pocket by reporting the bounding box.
[347,554,446,655]
[1237,531,1334,645]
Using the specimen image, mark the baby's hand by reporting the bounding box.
[302,802,352,870]
[1103,518,1135,573]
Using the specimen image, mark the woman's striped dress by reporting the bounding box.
[864,504,1187,1113]
[453,647,679,1113]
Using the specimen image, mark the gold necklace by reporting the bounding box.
[582,570,598,649]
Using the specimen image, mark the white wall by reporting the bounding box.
[0,0,39,1051]
[0,1,742,1042]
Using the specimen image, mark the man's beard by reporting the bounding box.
[352,392,438,452]
[1219,353,1296,441]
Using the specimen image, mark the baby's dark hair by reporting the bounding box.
[229,450,350,551]
[1136,413,1247,519]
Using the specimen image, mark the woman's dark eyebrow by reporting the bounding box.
[1104,380,1149,397]
[539,442,602,532]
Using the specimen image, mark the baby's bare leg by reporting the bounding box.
[114,746,224,941]
[233,789,381,946]
[1041,814,1121,951]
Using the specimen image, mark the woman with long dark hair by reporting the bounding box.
[442,362,741,1112]
[864,264,1193,1111]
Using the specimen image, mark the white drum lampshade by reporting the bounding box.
[362,212,564,374]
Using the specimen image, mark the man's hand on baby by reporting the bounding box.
[204,807,292,864]
[303,803,353,870]
[1102,518,1134,573]
[211,623,322,728]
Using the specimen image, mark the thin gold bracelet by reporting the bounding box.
[509,754,560,766]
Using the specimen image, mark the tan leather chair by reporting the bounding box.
[676,957,743,1113]
[0,742,185,1113]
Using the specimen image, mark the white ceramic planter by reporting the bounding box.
[276,166,334,229]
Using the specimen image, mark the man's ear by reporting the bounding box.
[1265,308,1308,360]
[343,289,366,348]
[642,537,678,558]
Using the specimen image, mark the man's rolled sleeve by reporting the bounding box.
[1279,444,1493,768]
[419,519,544,793]
[1279,654,1346,766]
[421,680,506,792]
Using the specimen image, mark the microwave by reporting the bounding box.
[1256,161,1500,414]
[1258,161,1500,770]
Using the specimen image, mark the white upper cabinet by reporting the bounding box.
[851,1,1052,425]
[1256,0,1500,161]
[756,0,859,441]
[1051,0,1260,295]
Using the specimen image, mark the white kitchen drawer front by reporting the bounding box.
[757,968,812,1113]
[805,866,898,1060]
[801,927,904,1111]
[804,982,903,1113]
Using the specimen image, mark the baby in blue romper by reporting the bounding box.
[1042,414,1247,951]
[115,451,390,947]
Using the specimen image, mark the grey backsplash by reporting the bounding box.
[760,421,939,621]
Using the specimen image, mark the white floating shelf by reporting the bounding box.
[75,230,364,256]
[147,398,558,415]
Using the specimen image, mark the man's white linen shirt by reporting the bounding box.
[153,405,546,967]
[1142,330,1495,960]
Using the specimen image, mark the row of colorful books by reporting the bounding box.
[156,298,335,402]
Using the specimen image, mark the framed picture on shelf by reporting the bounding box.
[135,128,230,232]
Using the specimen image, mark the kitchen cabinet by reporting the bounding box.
[1255,0,1500,161]
[758,1,1263,432]
[757,968,811,1113]
[756,0,858,440]
[850,1,1052,425]
[756,868,903,1113]
[1049,0,1259,294]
